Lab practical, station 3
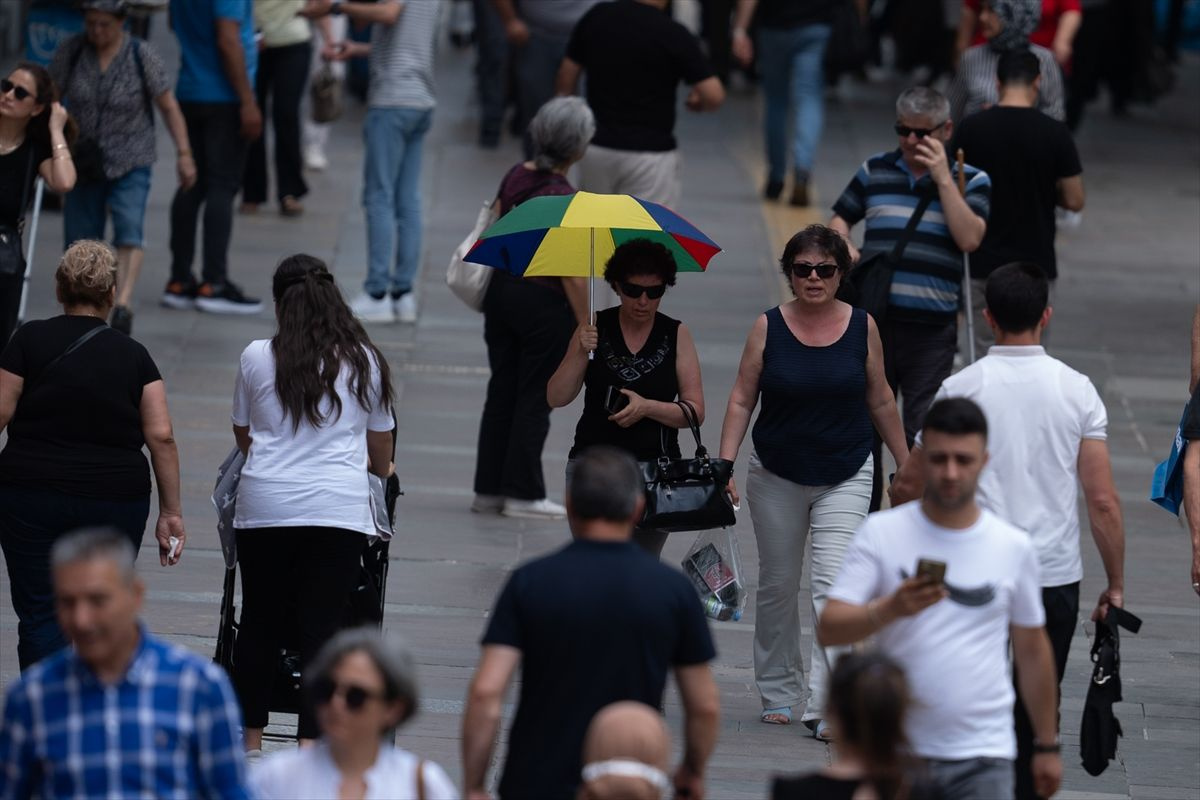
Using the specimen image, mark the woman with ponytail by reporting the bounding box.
[772,652,943,800]
[229,254,395,757]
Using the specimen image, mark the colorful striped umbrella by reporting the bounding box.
[464,191,721,320]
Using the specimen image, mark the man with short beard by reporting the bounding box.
[819,398,1061,800]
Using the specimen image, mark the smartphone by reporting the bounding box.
[604,386,630,414]
[916,558,947,585]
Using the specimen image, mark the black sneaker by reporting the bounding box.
[161,277,198,310]
[764,179,784,201]
[195,281,264,315]
[110,305,134,335]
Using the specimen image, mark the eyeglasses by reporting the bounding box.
[789,262,839,279]
[312,678,385,712]
[0,80,34,102]
[618,281,667,300]
[894,121,946,139]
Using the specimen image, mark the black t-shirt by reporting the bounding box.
[483,539,716,799]
[772,772,945,800]
[951,106,1081,280]
[755,0,838,28]
[0,138,50,228]
[570,307,681,461]
[1183,383,1200,440]
[0,316,162,498]
[566,0,714,152]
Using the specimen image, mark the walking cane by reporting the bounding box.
[15,178,45,329]
[956,149,976,364]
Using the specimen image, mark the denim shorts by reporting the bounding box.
[63,165,153,249]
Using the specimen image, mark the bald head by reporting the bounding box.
[578,702,670,800]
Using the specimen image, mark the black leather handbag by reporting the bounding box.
[639,400,736,533]
[0,149,34,277]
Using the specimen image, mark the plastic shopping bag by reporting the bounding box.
[681,528,748,622]
[1150,400,1189,515]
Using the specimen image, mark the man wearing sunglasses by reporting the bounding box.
[830,86,991,508]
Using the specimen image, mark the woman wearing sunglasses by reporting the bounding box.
[717,224,907,738]
[547,238,704,557]
[250,627,457,799]
[0,63,76,345]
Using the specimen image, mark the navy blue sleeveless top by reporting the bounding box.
[752,306,873,486]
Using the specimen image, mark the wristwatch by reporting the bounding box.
[330,1,344,15]
[1032,738,1062,754]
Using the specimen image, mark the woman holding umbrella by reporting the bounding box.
[547,238,704,557]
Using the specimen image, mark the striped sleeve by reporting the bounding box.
[1034,46,1066,121]
[831,161,871,224]
[963,167,992,221]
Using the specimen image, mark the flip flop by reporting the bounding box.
[804,719,834,742]
[760,707,792,725]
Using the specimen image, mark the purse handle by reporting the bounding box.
[656,399,707,460]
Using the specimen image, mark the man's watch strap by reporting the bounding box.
[1032,738,1062,754]
[331,1,344,15]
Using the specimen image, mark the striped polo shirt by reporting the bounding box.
[368,0,441,109]
[832,149,991,325]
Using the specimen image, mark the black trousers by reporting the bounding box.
[474,273,574,500]
[232,526,365,739]
[0,266,23,346]
[870,317,957,510]
[1014,582,1080,800]
[170,102,247,285]
[242,41,312,204]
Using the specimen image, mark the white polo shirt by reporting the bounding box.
[919,345,1108,586]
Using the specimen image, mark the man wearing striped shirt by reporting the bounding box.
[830,87,991,501]
[0,529,249,800]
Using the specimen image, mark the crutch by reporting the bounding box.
[956,149,976,364]
[15,178,45,329]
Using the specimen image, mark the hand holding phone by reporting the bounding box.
[604,385,630,415]
[916,558,947,585]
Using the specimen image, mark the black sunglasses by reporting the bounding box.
[789,262,839,279]
[894,122,946,139]
[1,80,34,102]
[312,678,384,712]
[618,281,667,300]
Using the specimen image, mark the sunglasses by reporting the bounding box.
[789,262,839,279]
[618,281,667,300]
[1,80,34,102]
[894,122,946,139]
[312,678,385,712]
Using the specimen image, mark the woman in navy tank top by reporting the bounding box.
[717,225,908,738]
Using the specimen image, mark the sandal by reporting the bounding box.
[760,707,792,725]
[280,196,304,217]
[804,719,834,742]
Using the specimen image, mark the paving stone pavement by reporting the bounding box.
[2,23,1199,799]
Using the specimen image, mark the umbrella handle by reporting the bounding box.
[588,228,595,360]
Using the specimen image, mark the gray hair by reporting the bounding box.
[305,628,419,735]
[50,528,137,584]
[568,446,644,523]
[528,96,595,171]
[895,87,950,125]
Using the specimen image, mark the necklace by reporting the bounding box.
[0,133,25,156]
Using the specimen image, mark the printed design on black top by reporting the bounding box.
[899,568,996,607]
[601,332,672,384]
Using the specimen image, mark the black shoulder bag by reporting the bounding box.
[836,188,936,325]
[639,400,736,533]
[0,148,35,277]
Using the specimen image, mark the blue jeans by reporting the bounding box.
[363,106,433,297]
[756,23,832,181]
[64,166,153,249]
[0,484,149,670]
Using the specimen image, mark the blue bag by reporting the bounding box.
[1150,401,1190,515]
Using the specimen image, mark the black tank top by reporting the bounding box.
[752,306,872,486]
[570,307,681,461]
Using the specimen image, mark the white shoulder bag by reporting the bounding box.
[446,199,499,312]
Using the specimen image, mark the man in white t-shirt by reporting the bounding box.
[890,261,1125,799]
[821,397,1061,800]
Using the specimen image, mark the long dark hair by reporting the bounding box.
[828,652,915,800]
[9,62,76,151]
[270,254,394,431]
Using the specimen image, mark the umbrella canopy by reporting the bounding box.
[463,191,721,279]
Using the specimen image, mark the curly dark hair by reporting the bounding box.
[602,238,678,287]
[778,224,853,279]
[270,254,394,431]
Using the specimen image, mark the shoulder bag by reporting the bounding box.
[310,63,344,123]
[25,324,109,388]
[639,400,736,533]
[836,188,935,325]
[0,148,35,277]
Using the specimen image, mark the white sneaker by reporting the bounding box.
[304,146,328,171]
[471,494,505,513]
[350,292,395,323]
[502,498,567,519]
[394,292,418,324]
[245,749,264,765]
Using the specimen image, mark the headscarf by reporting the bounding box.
[985,0,1042,53]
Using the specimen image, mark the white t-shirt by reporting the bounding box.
[251,743,458,800]
[918,345,1108,586]
[829,503,1045,761]
[232,340,394,534]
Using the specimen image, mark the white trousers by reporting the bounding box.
[747,452,873,720]
[578,145,681,209]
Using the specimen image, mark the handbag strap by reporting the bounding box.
[26,324,109,390]
[886,187,937,263]
[673,399,707,458]
[14,146,34,233]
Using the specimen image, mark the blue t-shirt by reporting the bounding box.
[170,0,256,103]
